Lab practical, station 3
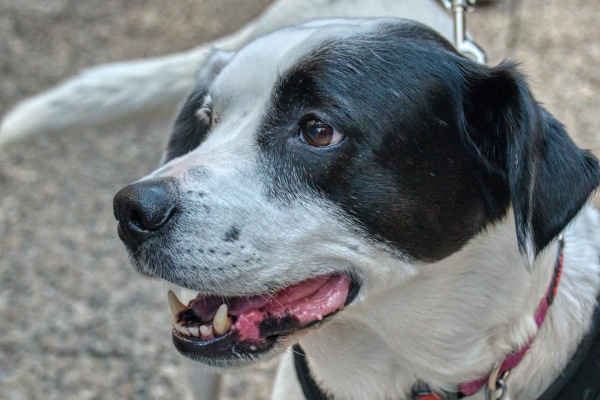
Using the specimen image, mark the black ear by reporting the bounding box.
[462,62,600,263]
[162,48,234,164]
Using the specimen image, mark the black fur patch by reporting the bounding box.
[257,22,507,261]
[257,21,599,261]
[164,89,211,163]
[163,20,599,263]
[461,63,600,255]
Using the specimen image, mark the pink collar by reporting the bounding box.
[414,239,565,400]
[460,239,565,397]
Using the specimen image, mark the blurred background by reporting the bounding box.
[0,0,598,399]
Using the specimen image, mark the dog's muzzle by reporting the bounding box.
[112,176,363,365]
[113,178,178,249]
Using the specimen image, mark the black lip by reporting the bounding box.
[172,311,333,365]
[345,278,360,306]
[172,329,276,364]
[171,277,360,365]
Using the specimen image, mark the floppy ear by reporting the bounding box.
[195,47,235,85]
[162,48,234,164]
[461,62,600,264]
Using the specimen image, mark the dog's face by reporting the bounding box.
[113,19,599,367]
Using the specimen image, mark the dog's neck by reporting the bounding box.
[298,209,600,400]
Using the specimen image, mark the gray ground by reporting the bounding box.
[0,0,599,399]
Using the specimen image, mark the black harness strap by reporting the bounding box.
[293,344,332,400]
[537,291,600,400]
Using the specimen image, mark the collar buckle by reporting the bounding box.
[484,362,509,400]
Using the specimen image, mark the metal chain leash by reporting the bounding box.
[437,0,487,64]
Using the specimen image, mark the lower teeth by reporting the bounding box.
[169,291,231,339]
[173,321,219,339]
[199,324,213,338]
[188,326,200,338]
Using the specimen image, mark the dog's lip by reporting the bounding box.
[170,274,359,364]
[172,327,277,362]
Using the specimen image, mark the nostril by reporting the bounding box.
[113,179,178,243]
[133,204,175,231]
[129,208,145,231]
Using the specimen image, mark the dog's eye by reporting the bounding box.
[299,119,344,147]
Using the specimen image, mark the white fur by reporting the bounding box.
[271,207,600,400]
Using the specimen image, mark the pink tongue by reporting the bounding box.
[189,274,352,341]
[190,294,271,320]
[223,277,330,316]
[190,275,334,320]
[235,274,351,340]
[272,275,331,307]
[264,275,348,321]
[228,295,270,316]
[190,296,223,321]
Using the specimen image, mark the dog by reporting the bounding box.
[110,10,600,400]
[3,0,599,399]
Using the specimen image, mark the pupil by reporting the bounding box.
[309,123,331,145]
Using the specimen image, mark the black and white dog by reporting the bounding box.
[3,0,599,399]
[112,13,600,400]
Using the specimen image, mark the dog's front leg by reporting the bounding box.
[188,349,305,400]
[271,349,307,400]
[187,366,221,400]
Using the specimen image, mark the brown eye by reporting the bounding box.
[299,119,344,147]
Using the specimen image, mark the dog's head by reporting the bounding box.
[113,19,599,366]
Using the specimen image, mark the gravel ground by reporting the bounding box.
[0,1,599,399]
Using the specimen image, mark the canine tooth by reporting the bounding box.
[188,326,200,338]
[168,290,189,317]
[213,304,231,335]
[200,324,212,338]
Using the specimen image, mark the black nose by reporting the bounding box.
[113,179,177,246]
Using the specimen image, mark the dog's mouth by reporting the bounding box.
[168,273,358,365]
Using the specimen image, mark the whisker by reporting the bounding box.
[239,269,286,310]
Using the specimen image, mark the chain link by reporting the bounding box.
[439,0,476,12]
[436,0,486,63]
[484,379,507,400]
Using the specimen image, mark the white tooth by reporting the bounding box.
[176,324,190,336]
[178,290,196,306]
[188,326,200,337]
[200,324,212,338]
[213,304,231,335]
[167,290,189,317]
